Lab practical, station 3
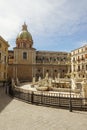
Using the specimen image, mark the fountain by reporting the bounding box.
[34,72,58,91]
[34,72,71,92]
[12,72,87,98]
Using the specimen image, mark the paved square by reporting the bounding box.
[0,87,87,130]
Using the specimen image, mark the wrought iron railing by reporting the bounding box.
[8,86,87,112]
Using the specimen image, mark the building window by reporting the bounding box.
[62,70,65,72]
[0,43,1,48]
[78,65,80,71]
[4,56,6,63]
[73,66,75,71]
[73,57,75,62]
[78,56,80,61]
[4,65,6,70]
[0,53,1,60]
[86,65,87,70]
[85,54,87,59]
[54,70,57,72]
[82,64,84,70]
[23,52,27,59]
[38,69,40,72]
[4,73,6,79]
[5,47,7,51]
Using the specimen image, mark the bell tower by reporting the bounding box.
[13,23,36,81]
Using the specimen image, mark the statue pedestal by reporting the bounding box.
[81,82,87,105]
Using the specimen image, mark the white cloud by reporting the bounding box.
[0,0,87,49]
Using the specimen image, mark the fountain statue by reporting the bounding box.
[45,72,49,79]
[38,76,41,81]
[11,78,15,88]
[81,80,87,104]
[32,77,36,83]
[16,78,20,86]
[71,78,76,90]
[57,73,60,79]
[35,73,50,91]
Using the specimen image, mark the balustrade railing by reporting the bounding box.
[8,85,87,111]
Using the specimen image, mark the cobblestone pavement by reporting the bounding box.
[0,86,87,130]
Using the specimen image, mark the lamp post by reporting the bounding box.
[69,80,72,112]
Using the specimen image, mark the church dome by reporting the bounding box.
[17,30,32,40]
[16,23,33,48]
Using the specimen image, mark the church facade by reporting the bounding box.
[8,23,71,82]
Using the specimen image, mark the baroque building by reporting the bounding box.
[0,36,9,83]
[8,23,71,82]
[71,44,87,79]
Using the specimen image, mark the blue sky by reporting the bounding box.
[0,0,87,52]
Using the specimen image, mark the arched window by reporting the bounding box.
[23,52,27,59]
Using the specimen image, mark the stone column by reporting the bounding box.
[43,66,44,78]
[16,65,17,80]
[32,77,36,83]
[13,66,15,79]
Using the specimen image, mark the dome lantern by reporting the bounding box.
[22,22,28,31]
[16,23,33,48]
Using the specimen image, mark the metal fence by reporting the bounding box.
[9,86,87,112]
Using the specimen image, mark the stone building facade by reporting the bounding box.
[71,44,87,79]
[8,23,71,82]
[0,36,9,83]
[35,51,71,80]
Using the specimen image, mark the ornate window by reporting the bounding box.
[23,52,27,59]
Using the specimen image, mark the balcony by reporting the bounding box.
[81,58,85,60]
[36,61,70,65]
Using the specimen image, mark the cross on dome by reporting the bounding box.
[22,22,27,31]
